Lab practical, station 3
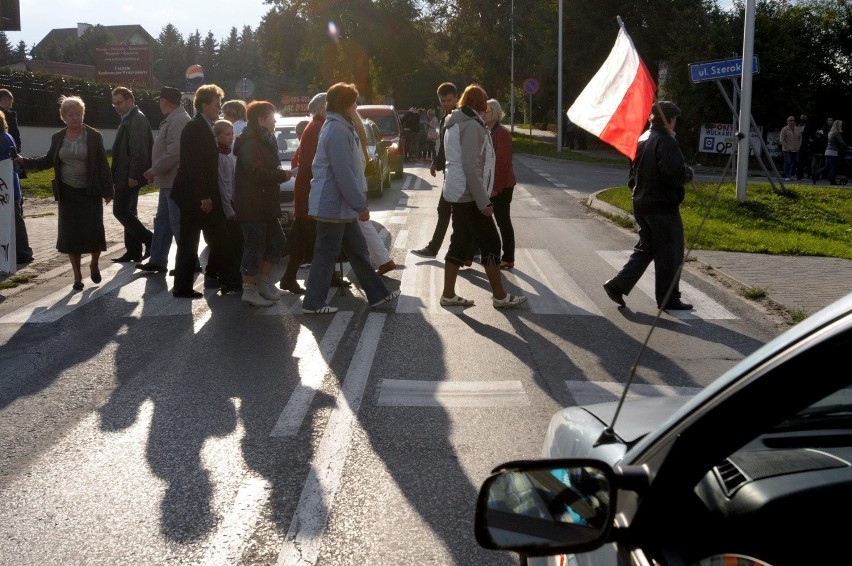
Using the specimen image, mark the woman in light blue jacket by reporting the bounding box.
[302,82,399,314]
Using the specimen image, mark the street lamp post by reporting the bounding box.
[556,0,563,152]
[510,0,515,134]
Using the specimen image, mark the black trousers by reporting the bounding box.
[173,205,239,292]
[113,184,152,258]
[426,193,452,254]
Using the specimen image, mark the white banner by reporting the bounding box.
[0,158,17,274]
[699,122,763,155]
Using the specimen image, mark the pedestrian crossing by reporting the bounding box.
[0,245,737,324]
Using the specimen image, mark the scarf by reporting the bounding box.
[218,143,231,155]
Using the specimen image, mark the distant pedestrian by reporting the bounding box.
[110,86,154,263]
[301,82,400,314]
[0,89,32,265]
[439,84,526,309]
[603,100,694,311]
[779,115,802,180]
[816,119,849,185]
[137,86,191,275]
[17,95,114,291]
[797,114,814,180]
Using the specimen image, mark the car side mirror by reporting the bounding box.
[474,459,616,557]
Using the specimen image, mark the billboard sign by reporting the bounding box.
[279,94,311,115]
[94,45,152,89]
[699,122,763,155]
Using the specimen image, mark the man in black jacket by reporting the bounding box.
[603,101,695,311]
[110,86,154,262]
[170,84,240,298]
[411,82,458,259]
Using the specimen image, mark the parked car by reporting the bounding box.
[358,104,404,179]
[475,291,852,565]
[273,114,309,227]
[362,118,391,197]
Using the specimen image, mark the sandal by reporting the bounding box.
[440,294,474,307]
[493,293,527,309]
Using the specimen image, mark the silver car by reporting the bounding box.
[273,115,310,227]
[476,291,852,565]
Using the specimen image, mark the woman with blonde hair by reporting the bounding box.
[816,119,849,185]
[18,95,113,290]
[484,98,516,269]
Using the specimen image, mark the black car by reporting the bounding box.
[476,291,852,566]
[358,105,404,179]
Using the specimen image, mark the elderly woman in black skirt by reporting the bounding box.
[18,95,114,291]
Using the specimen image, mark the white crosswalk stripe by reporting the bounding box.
[597,250,737,319]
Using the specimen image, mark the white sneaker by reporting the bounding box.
[256,275,282,301]
[242,284,275,307]
[302,305,338,314]
[493,293,528,309]
[371,289,400,308]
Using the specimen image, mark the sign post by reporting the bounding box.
[523,78,539,149]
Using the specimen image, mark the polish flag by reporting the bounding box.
[567,25,656,161]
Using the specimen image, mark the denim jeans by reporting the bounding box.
[149,188,181,266]
[782,151,799,178]
[609,211,684,307]
[240,220,286,276]
[303,220,390,310]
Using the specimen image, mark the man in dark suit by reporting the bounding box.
[110,86,154,262]
[170,84,241,298]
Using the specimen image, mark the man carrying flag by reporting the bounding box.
[568,19,694,311]
[602,101,695,311]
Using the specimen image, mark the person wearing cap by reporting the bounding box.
[279,91,327,293]
[603,100,695,311]
[779,115,802,181]
[138,86,192,274]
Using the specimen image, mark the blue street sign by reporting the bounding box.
[523,78,539,95]
[689,56,760,83]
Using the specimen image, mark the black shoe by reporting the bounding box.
[330,275,352,288]
[168,269,176,276]
[173,289,203,299]
[17,256,34,264]
[219,283,242,295]
[204,275,220,289]
[603,279,626,307]
[72,280,84,291]
[112,253,141,263]
[411,246,437,258]
[660,299,693,310]
[136,262,167,274]
[90,266,102,284]
[280,279,306,294]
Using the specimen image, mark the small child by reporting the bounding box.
[213,119,243,288]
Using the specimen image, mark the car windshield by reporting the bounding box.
[773,387,852,431]
[366,115,397,136]
[275,125,300,161]
[362,122,376,147]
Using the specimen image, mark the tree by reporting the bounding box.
[15,40,26,59]
[153,24,186,90]
[0,30,14,64]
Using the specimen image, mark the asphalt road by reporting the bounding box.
[0,157,791,565]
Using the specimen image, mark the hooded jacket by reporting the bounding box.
[308,112,368,221]
[441,106,495,208]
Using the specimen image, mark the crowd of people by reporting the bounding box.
[778,113,849,185]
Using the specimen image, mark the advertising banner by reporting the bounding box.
[0,158,16,274]
[699,122,763,155]
[95,45,152,89]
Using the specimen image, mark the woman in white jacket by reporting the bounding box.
[439,84,526,309]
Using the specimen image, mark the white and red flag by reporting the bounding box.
[567,22,656,160]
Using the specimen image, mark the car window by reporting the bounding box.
[368,116,397,136]
[275,125,300,161]
[362,122,376,147]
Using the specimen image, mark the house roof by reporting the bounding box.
[4,59,96,81]
[34,24,156,52]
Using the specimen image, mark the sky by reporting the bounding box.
[6,0,276,49]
